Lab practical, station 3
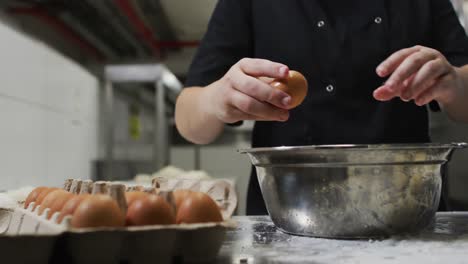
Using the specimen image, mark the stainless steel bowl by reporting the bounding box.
[240,143,467,238]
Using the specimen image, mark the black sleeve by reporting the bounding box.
[185,0,253,87]
[431,0,468,67]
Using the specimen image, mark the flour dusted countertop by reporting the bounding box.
[217,213,468,263]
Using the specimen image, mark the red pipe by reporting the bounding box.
[114,0,161,56]
[8,7,105,62]
[114,0,200,55]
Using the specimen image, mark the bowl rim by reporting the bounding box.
[239,142,467,154]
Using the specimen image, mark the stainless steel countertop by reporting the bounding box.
[216,213,468,263]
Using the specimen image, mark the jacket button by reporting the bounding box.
[374,17,382,24]
[317,21,325,28]
[326,85,334,93]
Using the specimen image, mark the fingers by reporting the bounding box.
[238,58,289,79]
[217,58,292,122]
[228,89,289,121]
[414,80,443,106]
[373,85,396,101]
[258,77,275,84]
[374,74,415,101]
[402,74,416,90]
[377,46,421,77]
[228,70,291,109]
[215,58,294,123]
[374,46,456,106]
[402,59,447,100]
[221,107,259,123]
[375,74,453,107]
[415,75,456,106]
[384,49,438,91]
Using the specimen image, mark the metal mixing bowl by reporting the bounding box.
[240,143,467,238]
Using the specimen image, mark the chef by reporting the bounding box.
[175,0,468,215]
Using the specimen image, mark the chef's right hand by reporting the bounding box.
[204,58,292,124]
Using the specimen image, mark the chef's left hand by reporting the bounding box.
[373,45,461,107]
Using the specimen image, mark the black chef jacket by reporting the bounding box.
[185,0,468,215]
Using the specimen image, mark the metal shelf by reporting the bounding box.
[103,63,183,179]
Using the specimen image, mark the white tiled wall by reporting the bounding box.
[0,21,99,190]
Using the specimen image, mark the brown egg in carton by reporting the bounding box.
[8,179,130,234]
[0,178,236,264]
[152,177,238,220]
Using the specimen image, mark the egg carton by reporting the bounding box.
[64,178,237,220]
[151,177,238,219]
[0,179,237,264]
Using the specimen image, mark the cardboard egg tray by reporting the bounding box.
[0,179,237,264]
[152,177,238,219]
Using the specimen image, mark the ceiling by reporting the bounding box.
[1,0,467,79]
[0,0,218,77]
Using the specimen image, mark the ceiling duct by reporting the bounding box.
[0,0,206,76]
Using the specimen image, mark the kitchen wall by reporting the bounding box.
[0,20,100,190]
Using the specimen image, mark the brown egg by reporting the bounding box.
[33,187,60,210]
[57,194,90,224]
[126,195,176,226]
[46,192,75,219]
[71,194,125,228]
[39,190,70,216]
[173,190,195,210]
[125,191,149,207]
[24,186,48,209]
[271,70,308,109]
[176,192,223,224]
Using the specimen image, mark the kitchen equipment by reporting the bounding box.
[103,64,183,181]
[240,143,467,238]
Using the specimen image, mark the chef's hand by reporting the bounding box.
[204,58,292,124]
[374,45,461,107]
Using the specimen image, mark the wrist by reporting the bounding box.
[436,67,461,108]
[199,80,225,124]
